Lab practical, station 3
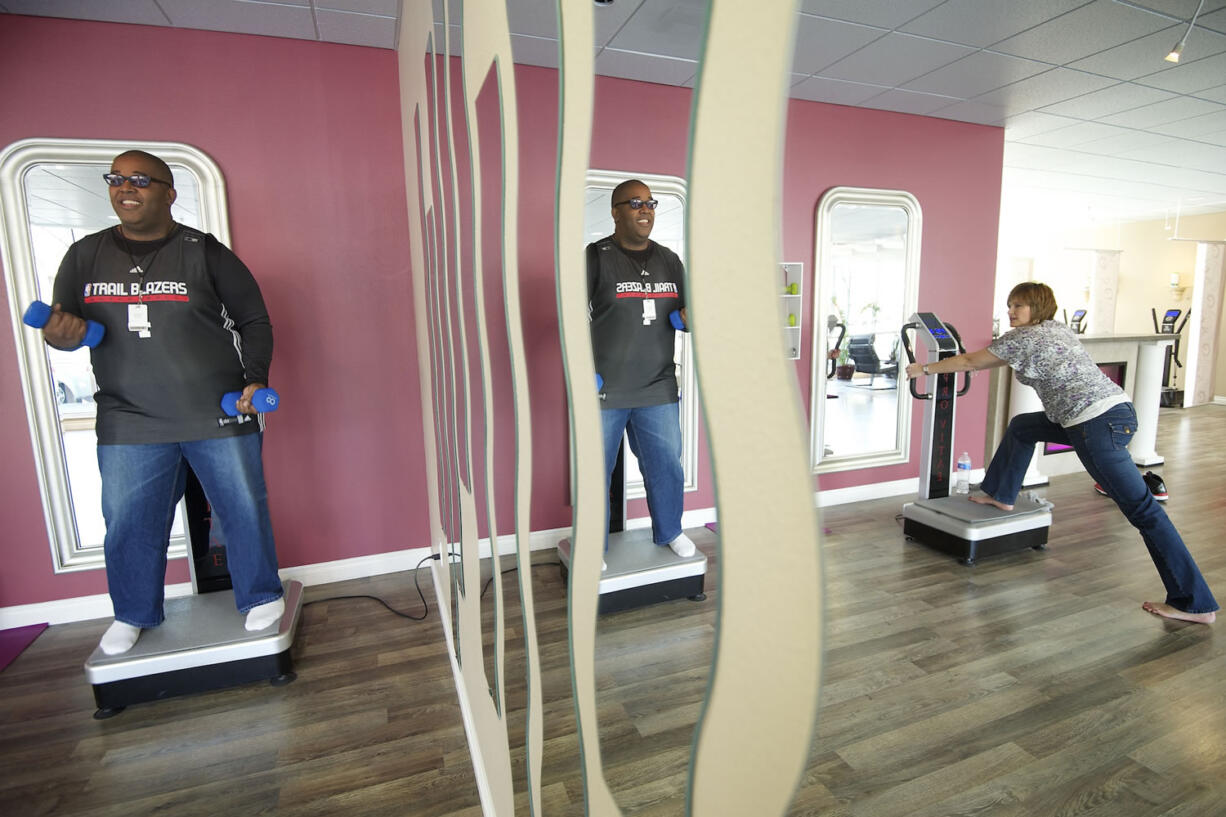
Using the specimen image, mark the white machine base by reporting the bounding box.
[903,495,1053,566]
[83,579,304,718]
[557,528,708,613]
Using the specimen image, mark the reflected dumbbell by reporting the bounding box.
[23,301,105,349]
[669,310,686,331]
[221,387,280,416]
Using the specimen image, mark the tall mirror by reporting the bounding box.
[580,169,698,499]
[1,138,229,571]
[809,187,920,472]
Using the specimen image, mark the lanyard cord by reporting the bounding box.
[116,224,175,304]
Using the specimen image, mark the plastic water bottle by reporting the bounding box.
[955,452,971,494]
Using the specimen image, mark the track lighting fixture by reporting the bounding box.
[1165,0,1205,63]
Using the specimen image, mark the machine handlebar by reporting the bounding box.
[900,319,972,398]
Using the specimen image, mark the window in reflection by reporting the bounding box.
[810,187,920,472]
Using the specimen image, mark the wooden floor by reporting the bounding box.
[3,405,1225,816]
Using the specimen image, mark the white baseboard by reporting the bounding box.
[1,480,918,630]
[1214,395,1226,406]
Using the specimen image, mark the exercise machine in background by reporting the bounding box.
[1153,308,1189,407]
[1063,308,1087,334]
[899,312,1053,566]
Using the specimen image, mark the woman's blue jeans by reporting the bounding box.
[601,402,684,547]
[98,433,284,627]
[982,404,1218,614]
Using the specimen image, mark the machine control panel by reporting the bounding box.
[915,311,959,354]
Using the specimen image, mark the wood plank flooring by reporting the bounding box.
[2,405,1224,816]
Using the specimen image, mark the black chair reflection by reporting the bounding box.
[847,335,898,388]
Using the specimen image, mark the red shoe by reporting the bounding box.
[1143,471,1169,502]
[1093,482,1108,497]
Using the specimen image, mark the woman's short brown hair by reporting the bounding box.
[1007,282,1057,324]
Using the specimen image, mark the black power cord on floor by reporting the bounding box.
[301,553,444,622]
[300,554,561,621]
[479,561,563,600]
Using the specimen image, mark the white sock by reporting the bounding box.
[668,533,696,558]
[99,621,141,655]
[245,597,285,631]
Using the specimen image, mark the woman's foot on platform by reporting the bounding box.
[968,492,1013,512]
[1142,601,1215,624]
[99,621,141,655]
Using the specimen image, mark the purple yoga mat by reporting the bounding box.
[0,623,48,672]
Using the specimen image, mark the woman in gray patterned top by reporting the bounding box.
[904,282,1216,625]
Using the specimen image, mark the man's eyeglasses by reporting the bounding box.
[612,197,659,210]
[103,173,172,189]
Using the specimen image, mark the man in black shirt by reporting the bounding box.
[42,150,284,655]
[587,179,696,562]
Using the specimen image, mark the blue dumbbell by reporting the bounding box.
[23,301,105,348]
[669,310,686,331]
[596,373,603,391]
[221,387,280,416]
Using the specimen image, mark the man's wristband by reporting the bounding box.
[922,364,930,375]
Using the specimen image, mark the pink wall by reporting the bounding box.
[0,16,426,607]
[0,16,1001,612]
[513,66,1002,515]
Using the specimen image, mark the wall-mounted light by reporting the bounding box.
[1165,0,1205,63]
[1170,272,1188,299]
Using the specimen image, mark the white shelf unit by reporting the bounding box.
[779,262,803,360]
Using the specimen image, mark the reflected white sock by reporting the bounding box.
[245,597,285,631]
[668,533,696,558]
[99,621,141,655]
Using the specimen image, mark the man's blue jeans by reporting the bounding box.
[601,402,684,547]
[98,433,284,627]
[982,404,1218,614]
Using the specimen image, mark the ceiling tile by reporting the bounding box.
[798,0,945,29]
[1037,81,1175,118]
[1077,127,1179,154]
[158,0,317,40]
[319,0,398,15]
[862,88,960,115]
[902,51,1051,98]
[1065,25,1198,79]
[0,0,169,25]
[974,67,1116,110]
[819,32,975,87]
[991,0,1171,65]
[930,99,1011,125]
[1117,139,1226,172]
[510,34,559,69]
[789,75,889,106]
[1002,110,1084,138]
[503,0,557,39]
[1017,120,1138,147]
[1147,107,1226,136]
[791,15,886,76]
[1195,84,1226,103]
[1126,0,1226,17]
[593,0,645,48]
[1136,50,1226,93]
[1099,94,1225,127]
[316,8,396,49]
[604,0,706,61]
[595,48,697,88]
[901,0,1091,49]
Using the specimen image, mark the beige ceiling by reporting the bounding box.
[4,0,1225,225]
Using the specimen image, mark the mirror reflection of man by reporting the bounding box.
[41,150,285,655]
[586,179,696,565]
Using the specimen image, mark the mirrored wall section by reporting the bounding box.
[0,138,227,571]
[810,187,920,472]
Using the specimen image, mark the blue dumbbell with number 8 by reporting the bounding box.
[221,387,280,416]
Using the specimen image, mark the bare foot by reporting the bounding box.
[969,493,1013,512]
[1142,601,1216,624]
